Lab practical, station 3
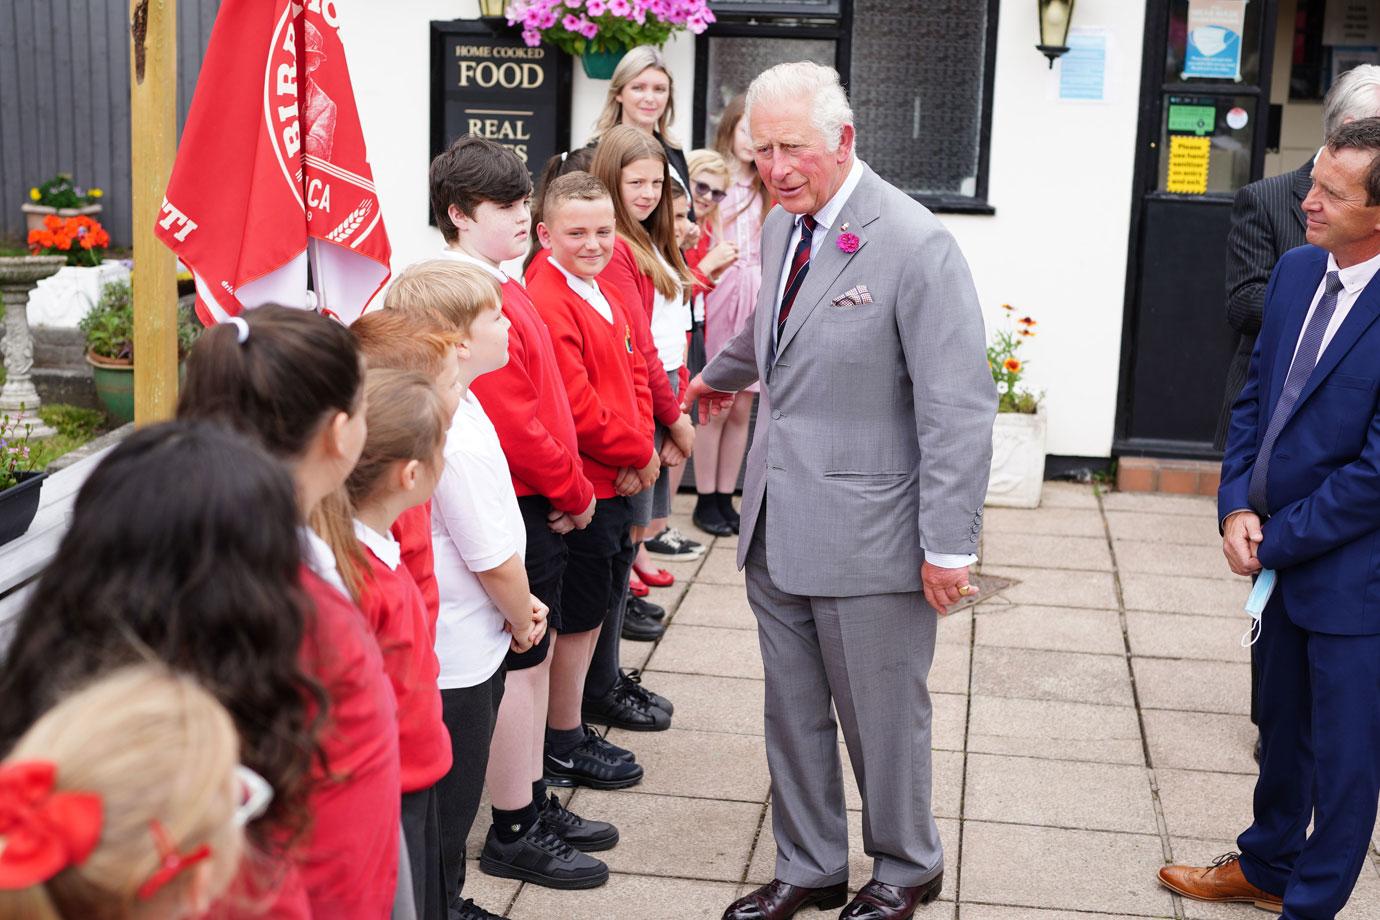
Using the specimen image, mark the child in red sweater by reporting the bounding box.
[525,171,662,788]
[344,364,455,920]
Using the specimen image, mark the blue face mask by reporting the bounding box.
[1241,568,1277,648]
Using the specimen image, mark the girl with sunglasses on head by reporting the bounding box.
[0,664,266,920]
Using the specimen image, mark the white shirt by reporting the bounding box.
[769,157,975,570]
[300,526,350,598]
[1289,249,1380,371]
[548,256,614,323]
[437,247,509,282]
[649,251,691,372]
[431,391,526,689]
[353,519,401,571]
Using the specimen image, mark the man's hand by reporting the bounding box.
[681,374,735,424]
[637,451,662,490]
[571,496,596,530]
[614,466,644,496]
[922,561,977,616]
[546,511,575,535]
[1223,510,1264,576]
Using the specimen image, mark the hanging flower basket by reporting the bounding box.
[505,1,714,72]
[581,41,628,79]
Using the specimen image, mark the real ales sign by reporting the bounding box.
[430,19,571,194]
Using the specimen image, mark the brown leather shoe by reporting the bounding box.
[721,879,848,920]
[1157,852,1283,913]
[839,874,943,919]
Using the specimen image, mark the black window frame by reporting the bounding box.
[692,0,1000,215]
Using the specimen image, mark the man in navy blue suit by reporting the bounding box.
[1156,118,1380,918]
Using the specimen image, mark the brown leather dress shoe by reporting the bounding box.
[839,874,943,919]
[721,879,848,920]
[1157,852,1283,913]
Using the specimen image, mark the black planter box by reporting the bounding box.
[0,471,48,546]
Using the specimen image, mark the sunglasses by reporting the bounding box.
[693,181,727,203]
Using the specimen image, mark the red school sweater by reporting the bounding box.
[391,501,438,622]
[598,237,682,424]
[524,255,655,497]
[357,541,452,793]
[469,277,597,516]
[296,569,401,920]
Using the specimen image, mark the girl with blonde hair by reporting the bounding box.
[0,665,261,920]
[591,45,692,215]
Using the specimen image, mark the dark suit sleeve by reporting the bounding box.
[1224,183,1275,337]
[1217,263,1282,522]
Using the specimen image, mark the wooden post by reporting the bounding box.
[129,0,178,425]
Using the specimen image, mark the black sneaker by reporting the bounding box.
[544,737,645,788]
[582,723,635,763]
[644,527,706,561]
[582,677,671,732]
[621,597,666,641]
[479,820,609,889]
[538,792,620,851]
[450,899,508,920]
[620,668,674,716]
[692,495,734,537]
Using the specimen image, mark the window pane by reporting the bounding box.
[703,35,838,141]
[1156,93,1257,194]
[1164,0,1263,86]
[850,0,988,197]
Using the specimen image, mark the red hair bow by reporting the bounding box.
[0,760,103,888]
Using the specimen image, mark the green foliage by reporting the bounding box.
[27,405,110,475]
[79,279,203,362]
[987,305,1043,415]
[28,174,102,210]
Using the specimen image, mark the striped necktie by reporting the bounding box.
[1247,270,1345,513]
[776,214,817,337]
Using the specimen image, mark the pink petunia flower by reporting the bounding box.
[608,0,631,15]
[536,7,558,27]
[521,27,542,45]
[579,18,600,38]
[586,0,607,15]
[562,13,583,30]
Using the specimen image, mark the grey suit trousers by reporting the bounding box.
[746,519,943,889]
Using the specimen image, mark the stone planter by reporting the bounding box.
[21,203,103,235]
[985,407,1047,509]
[0,256,66,439]
[28,260,130,329]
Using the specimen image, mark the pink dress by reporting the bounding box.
[704,175,765,393]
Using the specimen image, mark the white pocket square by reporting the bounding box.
[832,285,873,307]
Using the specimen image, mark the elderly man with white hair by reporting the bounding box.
[683,62,995,920]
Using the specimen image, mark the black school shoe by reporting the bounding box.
[544,736,645,789]
[479,820,609,889]
[538,792,620,851]
[449,899,508,920]
[621,597,666,641]
[693,496,735,537]
[582,677,671,732]
[620,668,674,716]
[583,723,635,763]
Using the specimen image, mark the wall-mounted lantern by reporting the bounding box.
[1037,0,1076,68]
[478,0,507,18]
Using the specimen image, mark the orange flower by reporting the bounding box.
[1003,358,1022,373]
[1018,316,1037,327]
[43,214,61,231]
[1018,329,1037,338]
[1001,303,1014,312]
[53,233,72,250]
[79,235,95,250]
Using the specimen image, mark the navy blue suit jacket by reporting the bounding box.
[1219,244,1380,636]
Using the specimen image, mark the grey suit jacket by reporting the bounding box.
[702,163,997,597]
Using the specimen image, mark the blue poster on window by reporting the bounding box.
[1182,0,1246,80]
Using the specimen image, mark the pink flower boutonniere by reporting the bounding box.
[837,231,860,254]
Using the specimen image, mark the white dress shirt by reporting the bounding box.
[548,256,614,324]
[353,518,402,571]
[437,246,509,282]
[768,157,975,571]
[1289,248,1380,371]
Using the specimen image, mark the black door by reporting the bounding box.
[1115,0,1279,459]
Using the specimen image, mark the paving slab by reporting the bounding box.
[960,907,1157,920]
[509,873,742,919]
[673,581,756,630]
[619,635,656,672]
[964,753,1158,834]
[1100,491,1217,516]
[1142,710,1258,774]
[1125,610,1252,662]
[1038,482,1102,509]
[695,547,746,585]
[935,607,973,645]
[982,505,1107,537]
[462,859,522,915]
[931,691,967,753]
[1114,539,1242,583]
[1133,657,1252,716]
[604,727,770,803]
[929,639,971,695]
[982,532,1115,572]
[563,789,761,883]
[971,646,1135,707]
[646,623,764,679]
[967,695,1145,765]
[1121,572,1250,617]
[974,605,1125,656]
[959,821,1175,916]
[977,565,1119,610]
[1105,509,1221,546]
[1156,768,1255,842]
[635,670,765,736]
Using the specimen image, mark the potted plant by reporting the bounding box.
[985,305,1046,508]
[79,280,203,424]
[506,0,714,79]
[28,213,110,268]
[22,174,104,234]
[0,411,47,546]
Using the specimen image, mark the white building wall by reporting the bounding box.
[340,0,1146,459]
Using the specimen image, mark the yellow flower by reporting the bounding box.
[89,188,103,198]
[1001,303,1014,312]
[28,187,40,201]
[1003,358,1023,373]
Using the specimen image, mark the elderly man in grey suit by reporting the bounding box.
[683,62,996,920]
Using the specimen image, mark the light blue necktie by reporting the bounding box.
[1247,270,1345,513]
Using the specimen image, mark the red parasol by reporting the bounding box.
[155,0,390,326]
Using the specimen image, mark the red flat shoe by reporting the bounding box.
[628,573,649,597]
[633,563,674,588]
